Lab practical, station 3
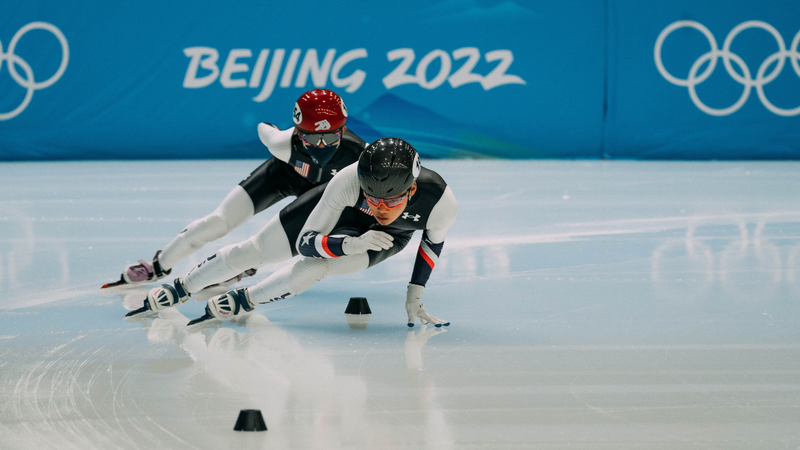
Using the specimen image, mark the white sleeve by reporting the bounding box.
[409,186,457,287]
[424,186,458,243]
[295,163,361,256]
[257,123,293,163]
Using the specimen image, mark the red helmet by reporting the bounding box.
[292,89,348,133]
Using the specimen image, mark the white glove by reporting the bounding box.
[208,288,254,320]
[342,230,393,255]
[405,283,449,327]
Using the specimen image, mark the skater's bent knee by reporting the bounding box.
[186,213,230,244]
[223,238,265,270]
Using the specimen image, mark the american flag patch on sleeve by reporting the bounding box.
[294,160,310,177]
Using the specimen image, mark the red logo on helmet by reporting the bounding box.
[292,89,347,133]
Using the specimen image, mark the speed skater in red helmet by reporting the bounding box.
[292,88,349,167]
[103,89,367,292]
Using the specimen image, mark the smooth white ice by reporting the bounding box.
[1,160,800,449]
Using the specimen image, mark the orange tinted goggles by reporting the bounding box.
[365,190,409,209]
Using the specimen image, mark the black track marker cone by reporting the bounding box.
[344,297,371,315]
[233,409,267,432]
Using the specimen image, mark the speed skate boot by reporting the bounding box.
[102,250,172,289]
[122,250,172,284]
[187,288,254,326]
[125,278,191,317]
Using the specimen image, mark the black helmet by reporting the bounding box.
[357,137,421,198]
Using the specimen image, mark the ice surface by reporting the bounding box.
[1,160,800,449]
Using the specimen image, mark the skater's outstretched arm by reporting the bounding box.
[256,123,292,162]
[406,186,457,328]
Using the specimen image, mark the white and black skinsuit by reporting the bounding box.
[205,162,458,306]
[156,123,365,271]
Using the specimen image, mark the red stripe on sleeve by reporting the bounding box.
[418,246,435,268]
[321,235,338,258]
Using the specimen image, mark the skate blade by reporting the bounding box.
[124,300,153,318]
[187,307,217,327]
[101,277,128,289]
[124,305,150,317]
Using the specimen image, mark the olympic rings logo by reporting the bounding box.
[0,22,69,121]
[655,20,800,117]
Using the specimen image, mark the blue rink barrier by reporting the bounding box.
[605,0,800,159]
[0,0,798,161]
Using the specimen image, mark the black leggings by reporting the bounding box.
[239,158,315,214]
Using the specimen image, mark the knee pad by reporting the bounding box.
[288,258,329,292]
[184,213,229,245]
[327,253,370,277]
[222,237,265,271]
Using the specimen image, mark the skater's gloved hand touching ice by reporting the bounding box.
[342,230,393,255]
[207,288,255,320]
[405,283,449,327]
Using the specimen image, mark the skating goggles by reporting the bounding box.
[298,129,342,147]
[364,190,409,209]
